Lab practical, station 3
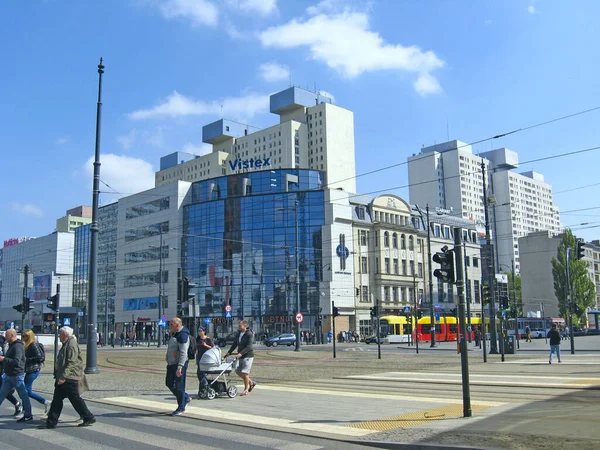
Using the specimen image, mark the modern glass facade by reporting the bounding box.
[73,224,91,308]
[183,169,326,336]
[98,203,118,332]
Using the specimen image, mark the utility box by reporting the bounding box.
[504,336,516,354]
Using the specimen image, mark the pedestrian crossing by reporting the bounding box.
[0,403,372,450]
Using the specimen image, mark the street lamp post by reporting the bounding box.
[481,160,498,354]
[414,204,436,347]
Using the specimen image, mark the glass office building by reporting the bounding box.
[183,169,326,337]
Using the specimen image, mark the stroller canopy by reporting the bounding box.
[199,346,222,368]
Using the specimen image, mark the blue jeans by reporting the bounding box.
[0,374,32,417]
[550,344,561,362]
[196,363,208,390]
[166,361,190,411]
[24,371,47,404]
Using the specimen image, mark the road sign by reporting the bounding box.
[158,319,166,327]
[63,318,71,326]
[435,313,440,322]
[162,315,168,322]
[403,306,412,315]
[295,312,304,324]
[9,322,14,328]
[204,318,212,325]
[225,305,232,312]
[434,304,441,310]
[225,312,232,319]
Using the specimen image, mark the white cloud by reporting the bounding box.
[527,5,536,14]
[117,129,137,150]
[156,0,218,27]
[259,62,290,82]
[129,91,269,121]
[55,137,69,145]
[229,0,277,16]
[182,142,212,156]
[306,0,344,16]
[414,73,442,96]
[259,11,444,93]
[11,202,43,218]
[83,154,155,196]
[318,90,335,103]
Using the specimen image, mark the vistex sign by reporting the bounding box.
[228,158,271,171]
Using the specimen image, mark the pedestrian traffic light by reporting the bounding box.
[576,240,586,260]
[370,306,378,318]
[333,306,340,317]
[47,294,59,311]
[432,246,455,284]
[183,277,197,302]
[481,283,490,305]
[13,304,23,313]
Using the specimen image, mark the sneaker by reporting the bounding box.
[248,381,257,392]
[186,396,192,404]
[171,410,184,416]
[17,415,33,423]
[14,403,23,417]
[44,400,51,415]
[78,418,96,427]
[240,391,248,396]
[549,360,552,364]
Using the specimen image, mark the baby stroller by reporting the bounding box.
[197,346,238,400]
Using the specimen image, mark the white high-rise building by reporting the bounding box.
[408,140,561,272]
[155,86,356,193]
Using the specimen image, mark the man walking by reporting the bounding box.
[0,328,33,422]
[42,326,95,428]
[166,317,191,416]
[225,320,256,396]
[195,327,214,395]
[548,323,562,364]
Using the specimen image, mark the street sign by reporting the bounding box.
[9,322,14,328]
[158,319,166,327]
[225,312,232,319]
[225,305,232,312]
[435,313,440,322]
[403,306,412,315]
[434,304,441,310]
[162,315,168,322]
[204,318,212,324]
[63,318,71,326]
[295,312,304,324]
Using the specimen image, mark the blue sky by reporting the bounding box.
[2,0,600,243]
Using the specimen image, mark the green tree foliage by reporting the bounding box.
[551,229,595,324]
[505,272,522,317]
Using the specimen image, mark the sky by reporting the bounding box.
[2,0,600,244]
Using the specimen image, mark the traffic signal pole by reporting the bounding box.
[376,297,381,360]
[54,284,61,363]
[332,301,337,359]
[22,264,29,329]
[454,228,472,418]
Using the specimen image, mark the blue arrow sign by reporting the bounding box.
[204,318,212,324]
[225,312,232,318]
[63,318,71,326]
[435,313,440,322]
[158,319,166,327]
[403,306,412,314]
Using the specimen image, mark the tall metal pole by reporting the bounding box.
[294,197,301,352]
[22,264,29,330]
[481,160,498,354]
[481,304,487,363]
[566,248,575,354]
[413,273,419,354]
[85,58,104,374]
[158,231,163,348]
[332,300,337,358]
[54,283,61,364]
[104,265,108,347]
[463,240,472,343]
[454,227,472,417]
[512,259,519,349]
[376,297,381,360]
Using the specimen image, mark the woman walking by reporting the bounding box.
[22,330,51,414]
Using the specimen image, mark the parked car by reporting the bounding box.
[530,328,547,339]
[264,333,296,347]
[585,328,600,336]
[364,335,384,344]
[573,327,587,337]
[217,332,238,348]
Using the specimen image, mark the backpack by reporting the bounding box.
[37,342,46,364]
[187,335,196,360]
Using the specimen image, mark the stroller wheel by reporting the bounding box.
[206,388,216,400]
[227,385,237,398]
[199,389,208,399]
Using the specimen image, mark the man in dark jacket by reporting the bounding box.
[548,323,562,364]
[225,320,256,396]
[0,334,24,417]
[165,317,191,416]
[0,328,33,422]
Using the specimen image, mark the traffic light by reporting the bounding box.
[500,296,509,310]
[333,306,340,317]
[13,304,23,313]
[23,298,34,312]
[369,306,378,318]
[576,240,586,260]
[481,283,490,305]
[432,246,455,284]
[181,277,197,317]
[47,295,59,311]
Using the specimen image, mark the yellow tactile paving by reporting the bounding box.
[348,403,491,431]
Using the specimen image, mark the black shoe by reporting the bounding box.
[17,415,33,423]
[14,403,23,417]
[78,417,96,427]
[39,422,57,429]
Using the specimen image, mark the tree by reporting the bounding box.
[551,229,595,325]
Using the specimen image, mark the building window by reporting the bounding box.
[402,260,407,275]
[360,230,367,246]
[357,207,365,220]
[384,232,390,247]
[401,234,406,249]
[474,280,481,303]
[361,286,369,302]
[385,258,390,274]
[408,236,414,251]
[410,260,415,276]
[392,233,398,248]
[361,257,368,273]
[392,287,399,302]
[393,259,399,275]
[384,286,390,302]
[418,263,423,278]
[375,257,379,274]
[473,258,479,268]
[126,197,170,219]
